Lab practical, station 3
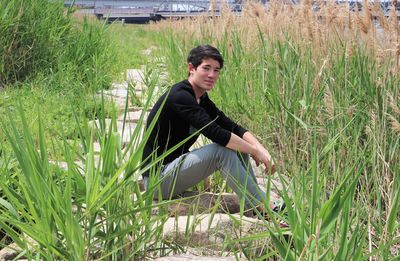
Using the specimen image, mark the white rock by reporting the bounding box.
[128,106,152,112]
[101,89,129,99]
[256,174,291,197]
[118,110,148,123]
[142,48,152,56]
[160,213,267,253]
[88,119,139,143]
[189,135,210,150]
[156,192,241,216]
[111,82,128,90]
[49,160,84,174]
[162,213,256,236]
[93,142,101,153]
[126,69,145,83]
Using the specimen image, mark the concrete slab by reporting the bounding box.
[118,110,149,123]
[102,89,129,99]
[126,69,145,83]
[111,82,128,90]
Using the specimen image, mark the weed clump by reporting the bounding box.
[0,0,112,91]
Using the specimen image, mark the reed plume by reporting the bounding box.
[324,86,335,119]
[388,114,400,134]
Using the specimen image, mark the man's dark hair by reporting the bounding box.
[187,45,224,69]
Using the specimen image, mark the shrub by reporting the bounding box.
[0,0,112,91]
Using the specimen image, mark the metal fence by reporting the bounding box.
[65,0,245,12]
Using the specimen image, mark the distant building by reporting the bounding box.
[65,0,244,11]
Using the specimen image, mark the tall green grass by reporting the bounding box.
[0,1,131,257]
[147,3,400,258]
[0,71,225,259]
[0,0,112,91]
[106,25,162,73]
[0,0,117,163]
[1,1,399,259]
[0,81,171,259]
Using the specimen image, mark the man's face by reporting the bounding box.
[188,58,221,93]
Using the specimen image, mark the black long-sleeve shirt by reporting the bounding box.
[142,80,247,177]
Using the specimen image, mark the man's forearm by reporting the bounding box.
[241,131,276,174]
[242,131,263,148]
[225,133,257,156]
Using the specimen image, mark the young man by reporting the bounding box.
[142,45,276,211]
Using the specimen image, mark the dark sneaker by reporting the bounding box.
[279,221,289,228]
[270,200,286,213]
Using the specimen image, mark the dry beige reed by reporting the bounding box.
[149,1,399,68]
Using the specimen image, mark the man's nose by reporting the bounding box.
[208,71,218,78]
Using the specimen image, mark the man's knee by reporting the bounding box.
[208,143,238,162]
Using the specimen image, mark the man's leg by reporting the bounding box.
[153,143,266,208]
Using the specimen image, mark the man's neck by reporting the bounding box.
[188,78,205,102]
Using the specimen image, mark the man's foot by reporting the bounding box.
[253,201,289,229]
[271,200,289,228]
[270,200,286,213]
[278,221,289,228]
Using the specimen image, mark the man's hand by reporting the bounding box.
[226,132,276,174]
[252,146,276,175]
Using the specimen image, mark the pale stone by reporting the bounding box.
[0,237,36,260]
[250,159,265,178]
[88,119,139,143]
[160,213,268,253]
[49,160,84,174]
[162,213,254,236]
[256,174,291,197]
[49,160,69,171]
[102,89,128,99]
[118,122,139,143]
[93,142,101,153]
[96,93,127,107]
[127,80,147,92]
[111,97,128,108]
[131,89,143,97]
[0,243,18,260]
[142,48,152,56]
[118,110,149,123]
[128,106,145,112]
[126,69,145,84]
[126,68,159,92]
[189,135,210,150]
[158,192,241,217]
[111,82,128,90]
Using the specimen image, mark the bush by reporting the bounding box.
[0,0,112,91]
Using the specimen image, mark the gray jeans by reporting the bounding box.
[145,143,266,208]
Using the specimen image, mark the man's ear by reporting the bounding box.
[188,63,196,75]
